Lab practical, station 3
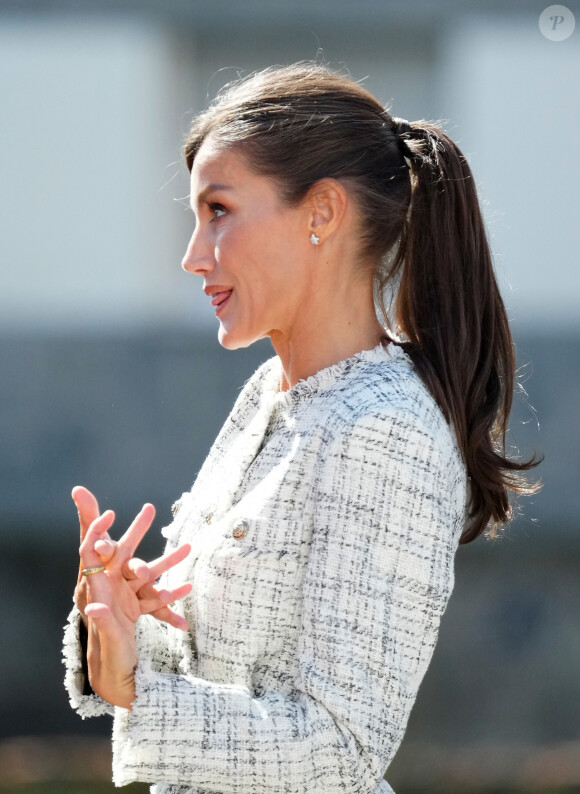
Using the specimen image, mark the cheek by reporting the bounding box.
[220,213,302,298]
[217,222,255,265]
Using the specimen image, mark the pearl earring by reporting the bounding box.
[310,233,320,245]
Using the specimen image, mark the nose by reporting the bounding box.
[181,227,214,276]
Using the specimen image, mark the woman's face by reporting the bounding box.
[182,137,312,350]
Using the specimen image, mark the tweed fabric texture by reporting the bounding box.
[63,342,468,793]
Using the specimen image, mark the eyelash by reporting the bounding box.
[209,203,226,221]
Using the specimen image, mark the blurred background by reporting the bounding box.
[0,0,578,792]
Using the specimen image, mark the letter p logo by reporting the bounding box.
[539,5,575,40]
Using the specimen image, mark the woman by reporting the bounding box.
[63,63,541,793]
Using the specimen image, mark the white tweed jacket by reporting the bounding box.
[63,341,468,794]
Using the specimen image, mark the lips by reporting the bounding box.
[209,290,232,308]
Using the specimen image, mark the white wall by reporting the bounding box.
[0,15,204,331]
[438,11,580,333]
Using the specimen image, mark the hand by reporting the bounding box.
[76,492,192,708]
[73,486,190,631]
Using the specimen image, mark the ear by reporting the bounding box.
[304,178,348,244]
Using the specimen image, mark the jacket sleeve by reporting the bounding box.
[111,408,466,792]
[62,604,115,718]
[63,605,179,720]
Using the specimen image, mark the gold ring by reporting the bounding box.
[81,566,106,576]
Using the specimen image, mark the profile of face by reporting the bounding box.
[182,137,314,350]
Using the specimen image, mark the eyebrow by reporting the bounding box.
[195,182,233,206]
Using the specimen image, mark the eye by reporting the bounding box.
[209,203,226,221]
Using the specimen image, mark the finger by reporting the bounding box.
[84,602,112,621]
[136,582,192,631]
[142,583,192,631]
[72,486,101,543]
[80,511,116,568]
[125,544,191,593]
[150,606,189,632]
[123,557,150,581]
[138,582,192,610]
[94,538,116,562]
[114,504,156,564]
[143,543,192,581]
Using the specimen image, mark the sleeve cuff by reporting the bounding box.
[62,603,114,719]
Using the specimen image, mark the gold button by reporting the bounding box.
[204,512,213,525]
[232,520,249,540]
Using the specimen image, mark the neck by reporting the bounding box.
[270,280,385,391]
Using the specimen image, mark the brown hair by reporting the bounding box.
[184,62,542,543]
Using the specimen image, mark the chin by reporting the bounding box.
[217,326,258,351]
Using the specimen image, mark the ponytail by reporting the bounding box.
[381,120,543,543]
